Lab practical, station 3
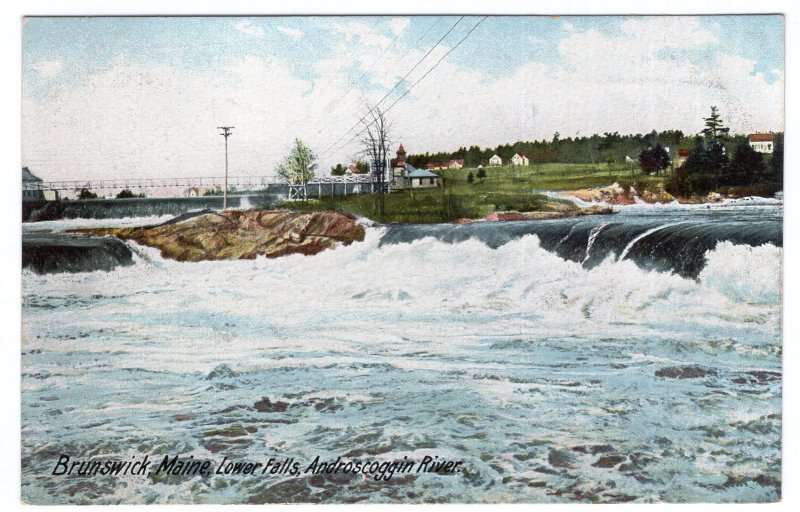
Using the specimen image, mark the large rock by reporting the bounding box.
[22,233,135,274]
[70,210,366,262]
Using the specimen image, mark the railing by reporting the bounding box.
[22,173,375,192]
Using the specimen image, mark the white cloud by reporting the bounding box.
[333,22,391,49]
[234,19,264,39]
[22,17,783,183]
[277,26,304,40]
[33,60,62,78]
[389,18,411,36]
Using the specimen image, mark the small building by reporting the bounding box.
[510,153,529,166]
[748,133,774,153]
[489,154,503,166]
[185,186,202,197]
[448,159,464,169]
[22,167,45,202]
[406,164,441,188]
[676,148,690,167]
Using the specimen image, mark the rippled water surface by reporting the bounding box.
[21,202,782,504]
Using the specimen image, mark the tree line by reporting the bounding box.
[666,107,783,197]
[401,129,689,168]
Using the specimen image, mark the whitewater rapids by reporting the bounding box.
[21,208,782,504]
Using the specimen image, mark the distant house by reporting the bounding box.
[676,148,690,167]
[22,167,45,202]
[406,164,441,188]
[448,159,464,169]
[185,186,202,197]
[489,154,503,166]
[748,133,774,153]
[510,153,529,166]
[346,164,358,174]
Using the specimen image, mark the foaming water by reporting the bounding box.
[21,208,782,504]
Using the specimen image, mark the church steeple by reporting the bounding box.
[396,144,407,167]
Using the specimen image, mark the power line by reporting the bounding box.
[306,18,384,111]
[335,21,409,111]
[318,16,465,159]
[322,16,487,160]
[384,17,487,113]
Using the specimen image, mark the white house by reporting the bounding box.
[489,154,503,166]
[748,133,774,154]
[510,153,529,166]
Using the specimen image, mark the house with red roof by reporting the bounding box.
[748,133,774,154]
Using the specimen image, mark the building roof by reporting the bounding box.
[748,133,774,142]
[406,164,440,178]
[22,167,42,183]
[397,143,406,154]
[513,153,528,159]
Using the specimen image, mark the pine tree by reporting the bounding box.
[701,106,730,141]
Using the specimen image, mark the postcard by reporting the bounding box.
[20,14,784,504]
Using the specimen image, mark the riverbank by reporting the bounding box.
[559,181,782,206]
[278,189,608,224]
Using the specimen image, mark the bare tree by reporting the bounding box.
[358,103,392,216]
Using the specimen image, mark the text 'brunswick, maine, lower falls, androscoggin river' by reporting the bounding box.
[21,199,782,504]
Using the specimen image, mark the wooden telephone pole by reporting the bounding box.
[217,126,234,209]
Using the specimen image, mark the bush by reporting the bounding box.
[76,188,97,200]
[116,189,144,199]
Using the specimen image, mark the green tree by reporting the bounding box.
[276,139,317,201]
[331,163,345,176]
[476,167,487,180]
[76,188,97,200]
[638,143,671,175]
[701,106,730,141]
[770,136,783,190]
[725,139,766,187]
[355,160,370,174]
[466,171,474,184]
[116,188,144,198]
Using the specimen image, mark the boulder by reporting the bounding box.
[71,210,366,262]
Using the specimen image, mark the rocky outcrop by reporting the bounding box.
[71,210,366,262]
[563,182,635,205]
[563,182,675,205]
[455,205,613,224]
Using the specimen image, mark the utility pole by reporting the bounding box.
[217,126,234,210]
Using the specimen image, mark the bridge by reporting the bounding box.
[21,173,379,198]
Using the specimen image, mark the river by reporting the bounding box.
[21,198,783,504]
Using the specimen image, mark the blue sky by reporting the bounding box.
[23,15,783,98]
[22,15,784,181]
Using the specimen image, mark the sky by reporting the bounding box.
[21,15,784,182]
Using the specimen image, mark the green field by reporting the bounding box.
[279,163,664,224]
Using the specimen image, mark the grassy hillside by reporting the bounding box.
[279,163,657,223]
